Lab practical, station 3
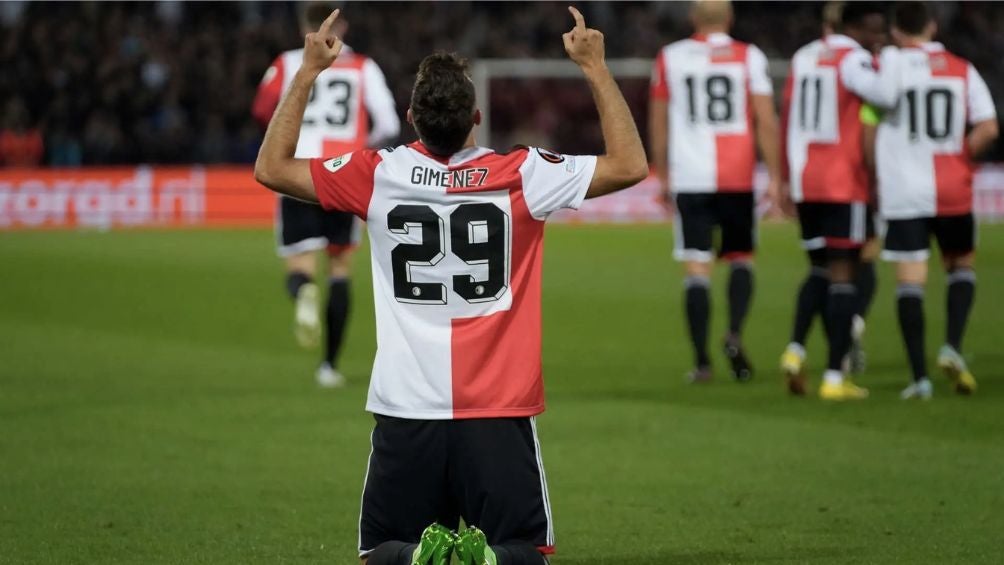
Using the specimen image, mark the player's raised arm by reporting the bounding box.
[563,6,648,198]
[254,9,344,202]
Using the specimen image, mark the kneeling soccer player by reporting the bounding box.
[254,7,649,564]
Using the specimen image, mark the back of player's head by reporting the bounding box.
[410,52,476,157]
[691,0,733,29]
[822,1,846,34]
[893,1,933,36]
[840,1,885,30]
[301,1,334,30]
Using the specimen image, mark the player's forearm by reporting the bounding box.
[255,69,319,202]
[755,114,781,182]
[968,119,1000,159]
[648,101,669,184]
[584,64,648,193]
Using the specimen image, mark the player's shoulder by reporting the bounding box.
[927,46,972,77]
[793,38,824,57]
[279,48,304,62]
[664,37,701,54]
[319,148,385,174]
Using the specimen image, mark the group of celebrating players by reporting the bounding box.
[651,0,997,401]
[251,1,997,564]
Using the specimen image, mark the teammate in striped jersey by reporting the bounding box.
[869,1,998,399]
[780,1,886,392]
[254,8,648,565]
[649,0,782,383]
[780,2,901,400]
[252,2,400,388]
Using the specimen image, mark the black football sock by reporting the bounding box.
[684,275,712,368]
[285,271,312,300]
[854,261,877,319]
[491,542,550,564]
[896,284,927,382]
[727,261,754,337]
[791,266,829,346]
[325,278,350,367]
[825,283,856,371]
[946,268,976,352]
[365,541,417,565]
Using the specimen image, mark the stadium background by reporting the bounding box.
[2,1,1004,564]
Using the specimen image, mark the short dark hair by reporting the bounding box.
[301,1,334,30]
[893,1,932,35]
[841,1,886,28]
[410,52,476,156]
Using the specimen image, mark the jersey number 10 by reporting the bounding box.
[903,88,954,142]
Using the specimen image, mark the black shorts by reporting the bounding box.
[358,415,554,558]
[672,192,755,261]
[882,214,976,262]
[797,202,870,259]
[275,195,360,257]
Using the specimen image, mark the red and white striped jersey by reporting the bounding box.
[309,143,597,419]
[876,42,997,219]
[650,32,772,193]
[783,35,900,203]
[252,47,400,158]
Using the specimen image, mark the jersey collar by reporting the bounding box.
[920,41,945,52]
[692,31,732,45]
[409,141,495,167]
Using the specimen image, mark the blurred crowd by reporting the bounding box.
[1,0,1002,167]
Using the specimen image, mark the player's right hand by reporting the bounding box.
[562,6,605,70]
[302,9,343,75]
[776,182,797,218]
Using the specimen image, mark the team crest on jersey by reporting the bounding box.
[323,153,352,173]
[536,148,565,164]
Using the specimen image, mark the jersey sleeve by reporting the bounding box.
[252,56,285,129]
[362,58,402,147]
[747,44,773,96]
[308,149,383,218]
[518,148,598,220]
[967,64,997,124]
[840,47,900,109]
[650,49,670,101]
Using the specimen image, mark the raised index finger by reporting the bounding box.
[568,6,585,30]
[318,8,341,36]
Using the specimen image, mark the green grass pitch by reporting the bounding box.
[2,223,1003,564]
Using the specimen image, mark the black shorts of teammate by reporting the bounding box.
[672,192,755,262]
[358,415,554,558]
[865,205,878,242]
[797,202,870,260]
[275,195,360,257]
[881,213,976,262]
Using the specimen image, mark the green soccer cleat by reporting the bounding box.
[454,526,498,565]
[411,523,455,565]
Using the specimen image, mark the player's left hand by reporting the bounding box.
[302,9,343,75]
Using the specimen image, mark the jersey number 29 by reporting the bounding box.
[388,203,511,305]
